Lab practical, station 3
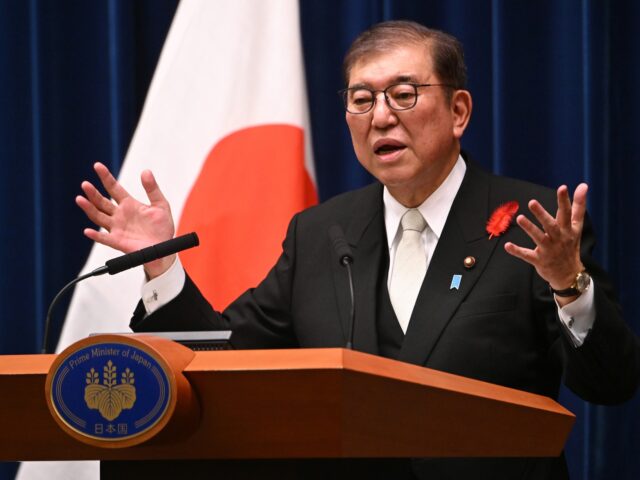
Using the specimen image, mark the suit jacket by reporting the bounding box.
[131,158,639,479]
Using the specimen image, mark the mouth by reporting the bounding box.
[375,144,405,154]
[373,139,407,159]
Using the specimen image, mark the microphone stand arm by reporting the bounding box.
[41,266,107,354]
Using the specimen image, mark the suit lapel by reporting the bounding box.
[398,163,501,365]
[330,184,384,356]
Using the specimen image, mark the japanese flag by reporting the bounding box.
[18,0,315,477]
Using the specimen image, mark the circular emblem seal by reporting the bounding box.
[49,341,171,444]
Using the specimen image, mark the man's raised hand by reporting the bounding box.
[504,183,588,305]
[76,162,176,278]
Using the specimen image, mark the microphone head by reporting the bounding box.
[328,225,353,265]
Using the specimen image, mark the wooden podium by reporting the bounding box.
[0,338,574,476]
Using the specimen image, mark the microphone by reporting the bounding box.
[328,225,356,349]
[103,232,199,275]
[41,232,199,354]
[329,225,353,266]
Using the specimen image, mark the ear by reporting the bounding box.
[451,90,472,139]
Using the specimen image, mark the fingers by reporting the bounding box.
[527,182,589,240]
[82,227,106,243]
[515,214,546,246]
[506,183,588,288]
[76,177,118,230]
[94,162,131,204]
[81,180,116,215]
[555,185,572,230]
[141,170,169,207]
[76,194,113,231]
[504,241,536,266]
[92,162,168,208]
[82,228,122,252]
[78,163,175,255]
[571,183,588,230]
[527,199,560,239]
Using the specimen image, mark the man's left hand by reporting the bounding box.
[504,183,588,305]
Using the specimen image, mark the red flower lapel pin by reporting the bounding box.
[486,201,519,239]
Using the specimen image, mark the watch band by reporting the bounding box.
[550,285,580,297]
[550,270,590,297]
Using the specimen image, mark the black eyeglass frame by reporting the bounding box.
[338,82,456,114]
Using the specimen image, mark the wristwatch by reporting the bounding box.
[550,270,591,297]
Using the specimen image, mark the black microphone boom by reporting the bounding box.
[328,225,356,349]
[328,225,353,265]
[41,232,199,354]
[104,232,199,275]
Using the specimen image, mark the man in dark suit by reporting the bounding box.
[78,20,638,480]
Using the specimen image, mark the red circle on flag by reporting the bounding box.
[177,124,317,309]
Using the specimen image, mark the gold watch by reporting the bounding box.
[550,270,591,297]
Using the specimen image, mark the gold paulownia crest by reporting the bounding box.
[85,360,137,421]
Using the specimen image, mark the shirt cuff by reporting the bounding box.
[141,256,186,315]
[555,278,595,347]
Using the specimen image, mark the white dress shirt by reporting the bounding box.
[382,155,594,345]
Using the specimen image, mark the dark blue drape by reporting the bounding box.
[1,1,638,479]
[0,1,177,477]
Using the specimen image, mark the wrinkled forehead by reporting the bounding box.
[346,43,435,87]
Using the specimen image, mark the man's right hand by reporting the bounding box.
[76,162,176,279]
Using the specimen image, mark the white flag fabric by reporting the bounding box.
[18,0,315,477]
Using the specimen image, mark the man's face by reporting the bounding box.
[345,43,469,206]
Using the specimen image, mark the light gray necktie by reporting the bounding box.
[389,209,428,333]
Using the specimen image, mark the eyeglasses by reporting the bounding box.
[339,82,455,114]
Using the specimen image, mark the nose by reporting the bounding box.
[371,92,398,129]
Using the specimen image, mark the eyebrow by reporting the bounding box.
[348,74,422,89]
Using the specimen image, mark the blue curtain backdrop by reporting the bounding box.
[0,1,638,479]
